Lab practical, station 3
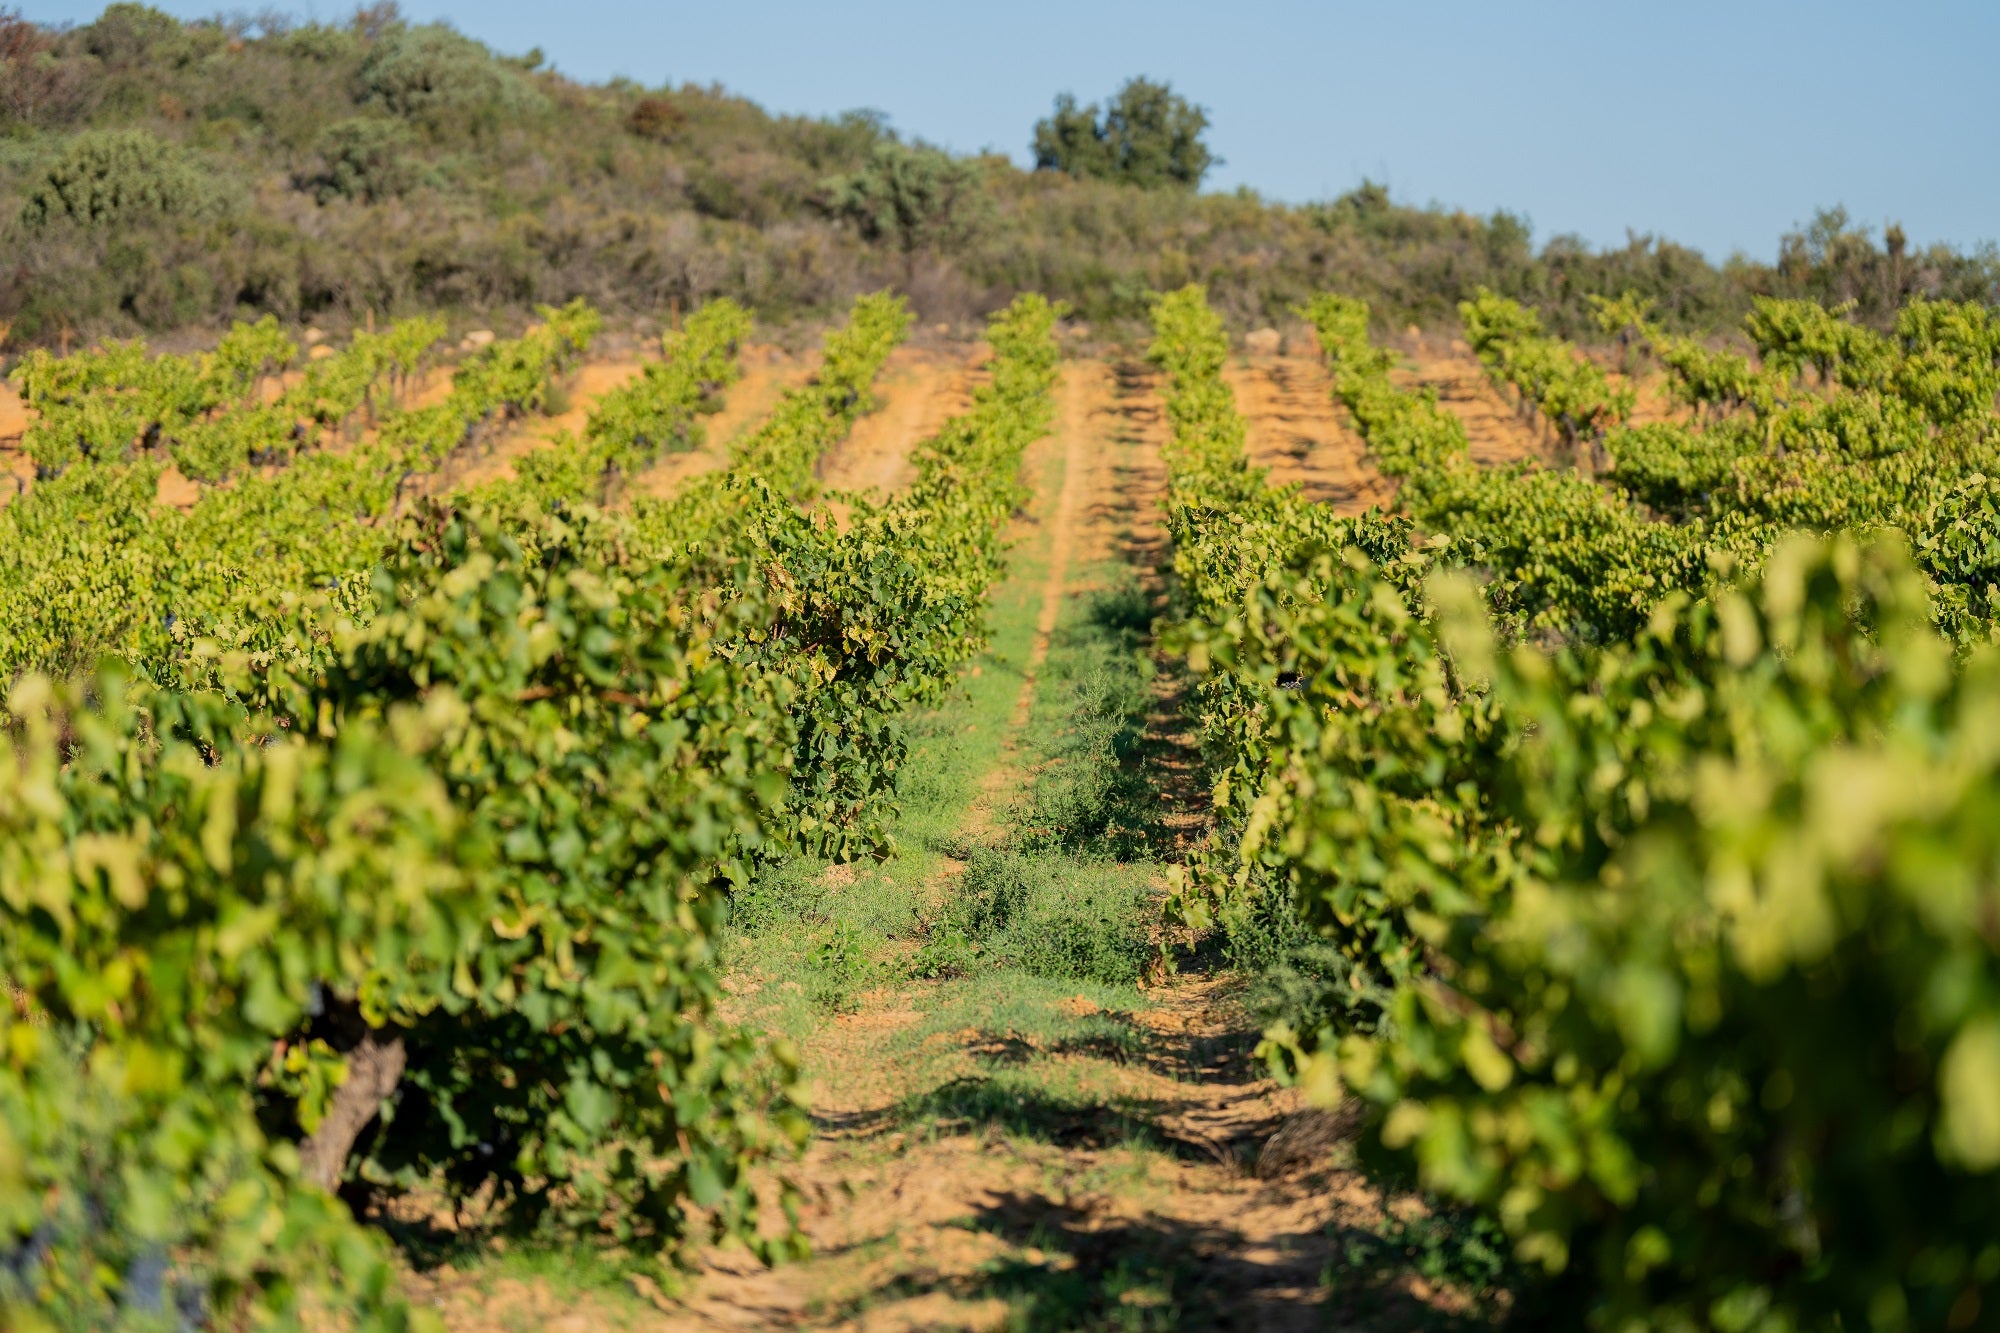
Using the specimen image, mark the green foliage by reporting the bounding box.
[355,22,548,131]
[3,316,299,479]
[823,141,991,254]
[804,922,877,1014]
[0,497,815,1321]
[0,285,1065,1323]
[0,310,561,678]
[1030,93,1110,181]
[1583,289,2000,648]
[279,21,363,64]
[308,116,417,203]
[0,669,477,1328]
[1167,281,2000,1325]
[243,505,806,1257]
[1308,292,1713,643]
[18,128,214,230]
[1919,473,2000,638]
[1032,77,1216,190]
[1459,287,1634,444]
[1311,538,2000,1330]
[168,313,439,482]
[78,3,181,64]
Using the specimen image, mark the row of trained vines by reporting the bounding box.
[1155,282,2000,1330]
[0,290,1061,1328]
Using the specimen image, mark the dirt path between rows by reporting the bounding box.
[1388,334,1549,469]
[628,346,822,502]
[1606,364,1688,428]
[1015,361,1090,719]
[817,346,981,498]
[1225,353,1395,515]
[435,359,646,494]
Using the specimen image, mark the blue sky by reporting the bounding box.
[29,0,2000,261]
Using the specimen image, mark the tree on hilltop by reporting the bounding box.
[1032,77,1215,190]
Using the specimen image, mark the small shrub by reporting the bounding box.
[910,922,979,979]
[305,117,415,204]
[727,857,832,935]
[356,23,548,132]
[822,141,990,255]
[626,95,684,142]
[805,922,875,1014]
[939,847,1152,987]
[19,129,215,230]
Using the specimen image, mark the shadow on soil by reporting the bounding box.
[813,983,1272,1156]
[812,1188,1503,1332]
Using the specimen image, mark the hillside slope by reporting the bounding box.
[0,5,1991,352]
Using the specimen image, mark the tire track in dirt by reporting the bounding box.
[1101,358,1210,855]
[1014,360,1092,722]
[971,355,1141,824]
[956,359,1096,837]
[1226,352,1396,515]
[1090,359,1171,569]
[1388,333,1550,469]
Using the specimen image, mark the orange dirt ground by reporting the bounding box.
[0,384,29,503]
[1225,351,1395,514]
[435,358,647,494]
[1386,333,1550,469]
[627,344,822,502]
[816,345,982,498]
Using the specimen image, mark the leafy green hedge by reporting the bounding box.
[1160,283,2000,1327]
[0,289,1063,1325]
[1459,287,1633,445]
[0,304,589,678]
[1316,538,2000,1330]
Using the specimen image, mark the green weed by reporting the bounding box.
[929,846,1152,987]
[804,921,876,1015]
